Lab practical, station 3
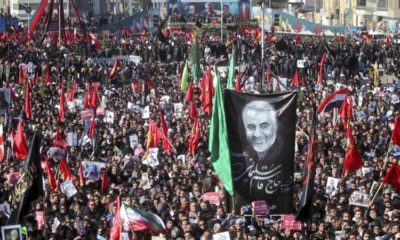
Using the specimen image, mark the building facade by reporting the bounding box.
[321,0,400,30]
[0,0,9,13]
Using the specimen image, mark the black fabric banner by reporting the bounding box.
[224,90,297,214]
[296,105,317,221]
[8,134,42,224]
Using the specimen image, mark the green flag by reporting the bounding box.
[188,32,201,83]
[208,74,233,195]
[227,56,236,90]
[181,62,189,91]
[285,19,290,32]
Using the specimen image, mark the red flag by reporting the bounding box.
[6,82,16,101]
[110,195,122,240]
[342,128,363,176]
[83,84,92,109]
[159,110,168,136]
[0,124,4,162]
[59,79,65,122]
[363,33,372,43]
[157,124,174,154]
[338,35,345,43]
[141,26,148,36]
[123,27,133,36]
[25,81,31,119]
[146,75,155,90]
[189,101,197,119]
[45,66,51,85]
[386,33,390,48]
[189,117,201,156]
[253,28,261,43]
[200,69,214,116]
[392,117,400,146]
[88,115,96,138]
[109,58,121,79]
[91,83,98,109]
[59,157,72,181]
[295,34,302,44]
[13,119,28,160]
[78,161,85,187]
[235,70,241,92]
[268,35,277,43]
[87,32,96,41]
[66,80,77,102]
[186,82,193,102]
[317,53,327,85]
[101,170,108,190]
[52,128,68,150]
[146,121,162,149]
[132,80,141,94]
[34,71,39,85]
[339,96,353,131]
[94,39,101,51]
[383,163,400,193]
[18,65,24,85]
[162,29,169,38]
[292,69,299,87]
[162,134,174,154]
[44,157,57,192]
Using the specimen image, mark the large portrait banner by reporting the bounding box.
[224,90,297,214]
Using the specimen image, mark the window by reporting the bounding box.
[357,0,366,7]
[377,0,388,9]
[18,4,31,11]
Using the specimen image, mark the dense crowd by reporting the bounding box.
[0,25,399,240]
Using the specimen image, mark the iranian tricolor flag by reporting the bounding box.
[121,203,166,234]
[317,88,349,113]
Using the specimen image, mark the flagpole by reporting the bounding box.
[296,124,309,140]
[230,193,236,214]
[369,182,383,208]
[220,0,223,44]
[161,131,176,153]
[260,1,265,93]
[381,141,393,177]
[58,0,62,46]
[121,203,137,235]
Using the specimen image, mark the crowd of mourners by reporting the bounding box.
[0,21,399,240]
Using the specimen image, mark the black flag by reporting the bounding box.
[225,91,297,214]
[296,105,317,221]
[8,134,42,224]
[274,38,288,51]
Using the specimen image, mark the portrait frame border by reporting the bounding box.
[1,224,23,240]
